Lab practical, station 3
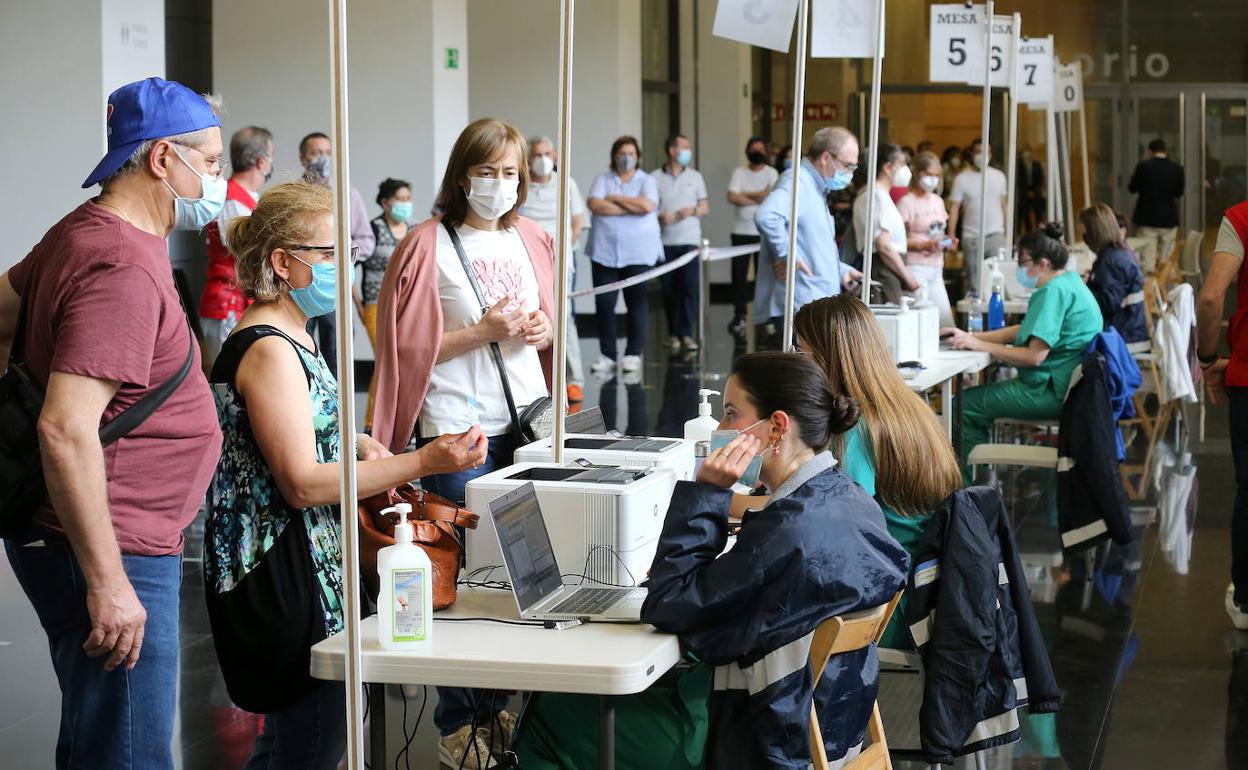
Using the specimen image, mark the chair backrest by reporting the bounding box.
[1181,230,1204,276]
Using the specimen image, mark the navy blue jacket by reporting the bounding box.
[905,486,1061,765]
[1085,329,1142,460]
[1088,246,1147,344]
[642,459,908,769]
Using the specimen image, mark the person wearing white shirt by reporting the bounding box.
[653,133,709,352]
[726,136,779,338]
[519,136,588,403]
[948,138,1009,293]
[854,143,920,305]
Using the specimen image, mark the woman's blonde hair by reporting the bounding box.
[795,294,962,516]
[435,118,529,229]
[230,181,333,301]
[1079,202,1123,255]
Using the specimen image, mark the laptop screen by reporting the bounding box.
[489,483,563,612]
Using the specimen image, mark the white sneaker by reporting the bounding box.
[621,354,642,373]
[1227,584,1248,631]
[439,723,499,769]
[681,336,700,352]
[668,336,681,352]
[589,355,616,374]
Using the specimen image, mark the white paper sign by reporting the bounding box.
[1016,36,1054,106]
[1053,61,1084,113]
[929,4,985,83]
[964,15,1014,88]
[713,0,801,53]
[811,0,882,59]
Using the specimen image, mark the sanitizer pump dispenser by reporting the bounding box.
[377,503,433,652]
[684,390,721,443]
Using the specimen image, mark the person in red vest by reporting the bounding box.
[1199,199,1248,628]
[200,126,273,367]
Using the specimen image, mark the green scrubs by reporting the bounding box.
[958,270,1102,479]
[841,425,927,649]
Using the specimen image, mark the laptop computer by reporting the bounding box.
[488,483,647,622]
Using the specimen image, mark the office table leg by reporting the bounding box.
[600,696,616,770]
[954,373,966,454]
[941,379,954,440]
[369,683,387,766]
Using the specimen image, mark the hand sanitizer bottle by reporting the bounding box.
[684,389,721,443]
[377,503,433,652]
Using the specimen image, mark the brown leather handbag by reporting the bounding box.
[357,484,480,610]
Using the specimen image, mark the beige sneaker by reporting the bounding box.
[486,710,519,756]
[438,723,498,769]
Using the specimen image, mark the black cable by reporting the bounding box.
[458,688,491,770]
[577,544,638,587]
[559,573,634,588]
[394,685,409,770]
[436,616,545,627]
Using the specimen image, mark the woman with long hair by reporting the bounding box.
[1081,202,1148,344]
[795,293,962,646]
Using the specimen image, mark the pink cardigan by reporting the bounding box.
[371,215,556,454]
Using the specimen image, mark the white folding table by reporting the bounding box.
[310,589,681,770]
[905,350,993,440]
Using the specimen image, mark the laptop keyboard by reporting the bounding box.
[549,587,627,616]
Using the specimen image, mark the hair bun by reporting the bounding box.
[1041,221,1065,241]
[828,393,861,435]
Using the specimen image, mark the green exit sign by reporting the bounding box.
[445,48,459,69]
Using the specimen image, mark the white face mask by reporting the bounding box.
[974,152,988,169]
[465,177,519,222]
[919,175,941,193]
[531,155,555,178]
[892,164,913,189]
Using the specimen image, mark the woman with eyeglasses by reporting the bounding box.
[202,181,486,769]
[942,222,1102,479]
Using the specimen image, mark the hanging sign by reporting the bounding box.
[929,4,985,83]
[963,15,1014,88]
[713,0,801,53]
[1053,61,1084,113]
[1016,35,1054,106]
[811,0,882,59]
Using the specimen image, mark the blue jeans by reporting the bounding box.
[5,537,181,770]
[418,433,516,734]
[592,262,651,360]
[660,244,700,339]
[243,681,346,770]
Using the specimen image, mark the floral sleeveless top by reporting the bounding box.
[204,326,345,637]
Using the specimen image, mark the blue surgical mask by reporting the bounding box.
[390,201,413,223]
[288,255,338,317]
[1015,264,1039,290]
[163,147,227,231]
[709,417,771,490]
[825,169,854,192]
[676,148,693,167]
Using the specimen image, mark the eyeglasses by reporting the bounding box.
[289,244,360,263]
[831,154,859,174]
[171,142,229,177]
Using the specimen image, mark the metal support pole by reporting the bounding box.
[859,0,886,304]
[1059,111,1076,246]
[1003,16,1021,252]
[781,0,810,350]
[552,0,575,464]
[698,237,709,370]
[599,696,616,770]
[1078,103,1091,211]
[327,0,365,766]
[975,0,996,288]
[1046,105,1058,223]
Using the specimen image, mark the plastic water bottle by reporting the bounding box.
[966,292,984,334]
[988,271,1005,331]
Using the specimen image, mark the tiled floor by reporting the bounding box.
[1,293,1242,769]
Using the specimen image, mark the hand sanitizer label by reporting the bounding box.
[391,569,426,642]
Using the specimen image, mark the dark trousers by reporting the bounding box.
[660,245,700,339]
[729,234,761,317]
[306,314,337,377]
[1232,388,1248,606]
[592,262,650,360]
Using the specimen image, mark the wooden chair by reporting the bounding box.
[809,592,903,770]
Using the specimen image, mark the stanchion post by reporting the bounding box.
[327,0,365,766]
[1045,103,1058,223]
[1078,102,1091,212]
[552,0,575,465]
[975,0,996,291]
[860,0,886,304]
[698,238,708,369]
[1060,111,1076,246]
[1003,14,1021,254]
[781,0,810,351]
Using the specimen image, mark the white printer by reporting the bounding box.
[871,302,924,363]
[465,462,677,586]
[514,435,695,482]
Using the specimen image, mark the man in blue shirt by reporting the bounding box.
[754,127,863,349]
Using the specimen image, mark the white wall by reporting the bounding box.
[101,0,165,95]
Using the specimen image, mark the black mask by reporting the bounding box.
[747,151,768,166]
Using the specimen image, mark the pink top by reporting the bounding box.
[897,191,951,268]
[370,214,556,454]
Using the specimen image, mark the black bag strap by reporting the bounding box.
[211,324,316,389]
[442,220,524,440]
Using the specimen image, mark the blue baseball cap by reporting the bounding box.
[82,77,221,188]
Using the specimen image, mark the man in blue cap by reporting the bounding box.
[0,77,225,769]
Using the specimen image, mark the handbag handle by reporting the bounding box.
[442,220,525,442]
[376,484,481,530]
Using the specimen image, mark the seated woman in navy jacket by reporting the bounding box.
[1082,202,1148,344]
[516,353,909,770]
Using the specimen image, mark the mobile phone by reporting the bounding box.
[938,237,953,249]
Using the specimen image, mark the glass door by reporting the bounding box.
[1200,95,1248,243]
[1129,94,1185,231]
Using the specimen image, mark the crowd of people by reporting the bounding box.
[1,74,1240,770]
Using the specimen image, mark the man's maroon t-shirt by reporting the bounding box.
[9,201,222,556]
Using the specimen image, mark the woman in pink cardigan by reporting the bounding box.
[371,117,555,769]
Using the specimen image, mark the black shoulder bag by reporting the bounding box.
[442,221,553,445]
[0,294,195,539]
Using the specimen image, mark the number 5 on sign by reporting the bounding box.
[713,0,801,53]
[811,0,882,59]
[929,4,984,83]
[1053,61,1083,113]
